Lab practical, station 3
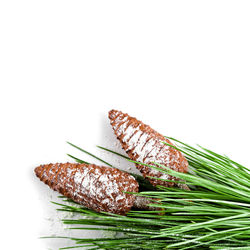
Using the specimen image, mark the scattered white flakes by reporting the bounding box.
[74,170,84,185]
[116,120,129,136]
[156,147,170,164]
[109,111,188,188]
[113,116,128,130]
[144,143,163,163]
[132,133,148,154]
[62,165,138,212]
[99,175,108,182]
[115,195,124,202]
[102,198,110,204]
[150,169,159,175]
[126,130,143,150]
[137,139,155,162]
[122,124,139,141]
[160,174,170,180]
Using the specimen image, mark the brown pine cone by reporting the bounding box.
[108,110,189,189]
[35,163,139,215]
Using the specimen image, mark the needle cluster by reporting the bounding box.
[50,139,250,249]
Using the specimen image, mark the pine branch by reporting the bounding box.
[45,138,250,249]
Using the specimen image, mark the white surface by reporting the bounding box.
[1,1,250,249]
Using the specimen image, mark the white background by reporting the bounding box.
[1,1,250,249]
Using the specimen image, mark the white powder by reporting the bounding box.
[115,195,124,202]
[137,139,155,162]
[132,133,149,153]
[122,125,139,141]
[113,116,128,131]
[126,130,143,150]
[116,120,129,137]
[74,170,84,185]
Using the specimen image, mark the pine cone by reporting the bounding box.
[108,110,189,188]
[35,163,139,215]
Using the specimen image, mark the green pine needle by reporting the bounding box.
[47,139,250,249]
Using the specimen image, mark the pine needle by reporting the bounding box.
[46,139,250,249]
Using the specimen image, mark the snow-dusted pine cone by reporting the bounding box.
[35,163,139,215]
[108,110,189,189]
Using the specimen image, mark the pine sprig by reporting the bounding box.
[49,139,250,249]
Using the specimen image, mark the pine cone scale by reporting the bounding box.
[108,110,189,188]
[35,163,139,215]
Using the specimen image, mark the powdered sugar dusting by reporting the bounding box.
[116,120,129,137]
[36,163,139,214]
[72,165,137,213]
[113,116,128,131]
[119,120,171,178]
[127,130,143,150]
[136,138,155,162]
[122,124,139,141]
[109,110,189,188]
[111,113,171,178]
[131,132,148,155]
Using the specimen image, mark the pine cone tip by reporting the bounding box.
[108,109,120,120]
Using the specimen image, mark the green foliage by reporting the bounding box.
[51,139,250,249]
